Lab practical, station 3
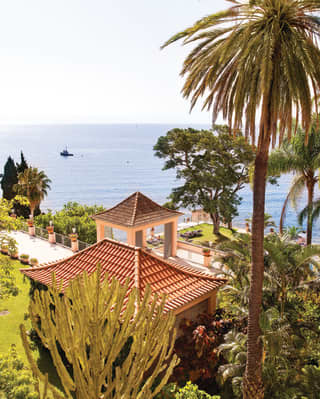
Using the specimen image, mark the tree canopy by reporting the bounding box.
[35,202,105,244]
[154,128,254,233]
[1,157,18,201]
[14,167,51,218]
[268,117,320,243]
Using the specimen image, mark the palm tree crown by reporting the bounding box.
[162,0,320,147]
[14,167,51,217]
[268,119,320,243]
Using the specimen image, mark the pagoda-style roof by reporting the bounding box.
[92,191,183,228]
[21,238,226,313]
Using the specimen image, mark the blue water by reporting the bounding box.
[0,124,318,240]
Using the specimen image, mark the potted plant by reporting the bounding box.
[202,248,211,256]
[30,258,39,267]
[1,243,8,255]
[8,237,18,259]
[19,254,30,265]
[46,225,54,234]
[46,221,54,234]
[69,232,78,242]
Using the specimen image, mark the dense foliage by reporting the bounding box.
[1,152,34,218]
[158,382,220,399]
[154,128,254,233]
[14,167,51,218]
[1,157,18,201]
[216,233,320,398]
[35,202,105,244]
[268,117,320,243]
[0,345,38,399]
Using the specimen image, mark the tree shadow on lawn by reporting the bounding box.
[37,347,70,396]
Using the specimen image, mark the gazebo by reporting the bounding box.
[92,192,183,258]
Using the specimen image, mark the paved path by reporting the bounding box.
[7,231,73,264]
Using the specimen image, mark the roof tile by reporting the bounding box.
[21,238,226,313]
[92,192,183,227]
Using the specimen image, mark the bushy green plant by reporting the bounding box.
[0,257,19,302]
[175,382,220,399]
[156,382,220,399]
[35,202,105,244]
[0,345,38,399]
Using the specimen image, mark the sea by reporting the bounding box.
[0,124,318,240]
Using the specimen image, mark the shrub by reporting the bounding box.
[34,202,105,244]
[0,345,38,399]
[29,258,38,266]
[175,382,220,399]
[172,310,246,393]
[156,382,220,399]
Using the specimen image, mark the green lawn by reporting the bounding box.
[178,223,236,246]
[0,254,32,360]
[0,255,64,395]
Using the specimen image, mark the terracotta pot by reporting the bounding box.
[46,226,54,234]
[69,234,78,242]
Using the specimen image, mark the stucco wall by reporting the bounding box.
[174,299,208,334]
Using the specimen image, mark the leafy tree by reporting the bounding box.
[20,267,179,399]
[14,167,51,218]
[268,120,320,243]
[154,128,254,234]
[14,152,30,218]
[161,1,320,396]
[1,157,18,201]
[35,202,105,244]
[16,151,28,175]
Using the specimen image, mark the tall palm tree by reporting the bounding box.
[14,167,51,218]
[161,1,320,397]
[268,119,320,244]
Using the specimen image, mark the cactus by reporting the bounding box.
[20,264,179,399]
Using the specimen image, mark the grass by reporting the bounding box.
[0,254,31,360]
[0,254,64,395]
[178,223,236,246]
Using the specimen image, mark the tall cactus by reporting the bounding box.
[20,265,179,399]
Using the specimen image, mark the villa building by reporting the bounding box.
[21,192,226,321]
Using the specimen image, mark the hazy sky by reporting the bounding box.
[0,0,229,124]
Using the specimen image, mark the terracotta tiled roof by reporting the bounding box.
[92,192,183,227]
[20,238,226,313]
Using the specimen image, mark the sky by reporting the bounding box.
[0,0,229,124]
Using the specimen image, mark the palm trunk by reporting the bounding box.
[243,142,268,399]
[306,181,314,245]
[243,88,273,397]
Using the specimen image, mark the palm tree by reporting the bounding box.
[161,2,320,396]
[14,167,51,218]
[268,120,320,244]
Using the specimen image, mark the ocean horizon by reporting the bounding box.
[0,123,318,240]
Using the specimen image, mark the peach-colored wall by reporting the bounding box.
[95,216,180,249]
